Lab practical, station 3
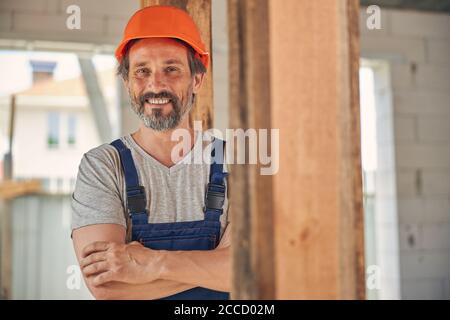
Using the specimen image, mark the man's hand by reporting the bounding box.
[80,241,162,287]
[73,223,231,297]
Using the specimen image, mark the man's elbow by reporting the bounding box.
[86,283,120,300]
[89,286,110,300]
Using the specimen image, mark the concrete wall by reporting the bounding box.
[0,0,139,46]
[360,7,450,299]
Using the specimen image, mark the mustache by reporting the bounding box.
[139,91,179,106]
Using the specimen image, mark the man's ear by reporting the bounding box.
[192,73,206,94]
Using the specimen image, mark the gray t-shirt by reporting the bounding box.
[71,131,229,241]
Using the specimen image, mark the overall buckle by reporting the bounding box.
[204,183,225,211]
[126,186,147,214]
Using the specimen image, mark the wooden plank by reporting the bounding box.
[141,0,214,130]
[270,0,365,299]
[0,180,41,200]
[346,0,366,300]
[0,200,12,299]
[229,0,365,299]
[3,95,16,181]
[228,0,275,300]
[0,94,16,300]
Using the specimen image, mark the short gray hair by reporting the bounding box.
[116,39,207,81]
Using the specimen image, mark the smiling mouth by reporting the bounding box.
[145,98,171,106]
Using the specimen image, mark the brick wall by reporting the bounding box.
[360,7,450,299]
[0,0,139,45]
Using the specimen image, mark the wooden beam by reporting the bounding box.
[229,0,365,299]
[347,0,366,300]
[228,0,275,300]
[3,95,16,181]
[0,200,12,299]
[0,180,41,200]
[141,0,214,129]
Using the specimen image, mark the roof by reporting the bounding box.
[18,68,116,97]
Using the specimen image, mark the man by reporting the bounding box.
[71,6,231,300]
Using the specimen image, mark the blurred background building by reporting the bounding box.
[0,0,449,299]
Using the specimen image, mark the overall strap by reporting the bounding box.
[110,139,148,225]
[204,138,228,222]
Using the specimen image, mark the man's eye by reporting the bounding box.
[165,66,179,73]
[136,68,149,76]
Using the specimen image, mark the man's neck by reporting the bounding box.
[131,117,196,168]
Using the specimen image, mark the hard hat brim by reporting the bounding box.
[115,35,209,70]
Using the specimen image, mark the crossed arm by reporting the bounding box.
[72,223,231,300]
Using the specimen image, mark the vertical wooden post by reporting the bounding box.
[0,94,16,299]
[141,0,214,129]
[0,199,11,299]
[228,0,275,300]
[229,0,365,299]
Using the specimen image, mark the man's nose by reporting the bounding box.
[146,71,168,92]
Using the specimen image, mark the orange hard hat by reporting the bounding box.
[115,6,209,69]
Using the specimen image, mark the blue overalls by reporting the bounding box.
[111,137,230,300]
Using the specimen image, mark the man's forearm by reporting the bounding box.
[85,246,231,299]
[90,246,231,299]
[89,279,196,300]
[77,224,232,298]
[158,246,231,292]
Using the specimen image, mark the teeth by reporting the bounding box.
[146,98,170,105]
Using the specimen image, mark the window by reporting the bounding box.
[360,60,401,300]
[47,112,60,148]
[67,114,77,146]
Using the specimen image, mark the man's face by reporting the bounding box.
[125,38,204,131]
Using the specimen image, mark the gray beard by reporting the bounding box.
[129,88,194,132]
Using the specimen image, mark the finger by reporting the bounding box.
[82,261,110,277]
[91,271,116,287]
[129,241,143,247]
[80,252,107,268]
[82,242,110,258]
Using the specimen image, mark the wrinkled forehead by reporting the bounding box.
[128,38,189,67]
